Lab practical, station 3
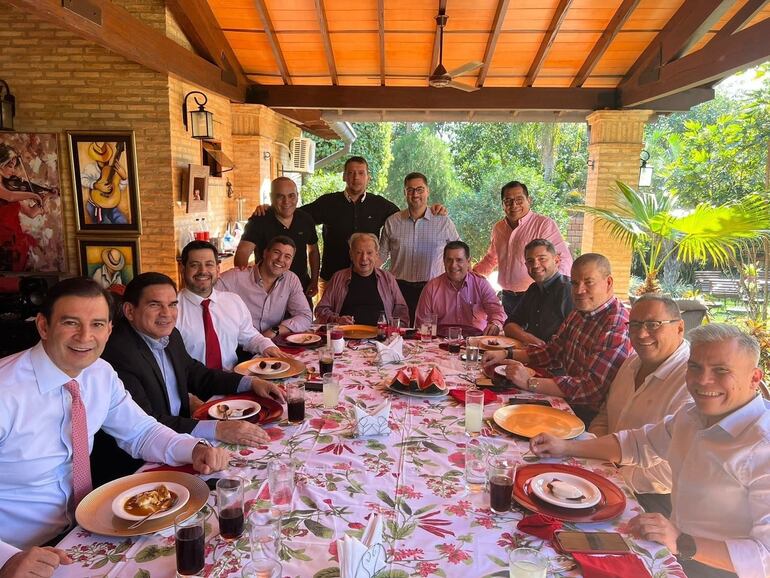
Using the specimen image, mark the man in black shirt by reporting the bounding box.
[235,177,320,297]
[504,238,573,345]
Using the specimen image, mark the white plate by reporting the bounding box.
[250,360,290,375]
[111,482,189,521]
[285,333,322,345]
[208,399,261,420]
[530,472,602,509]
[494,365,537,378]
[386,384,448,399]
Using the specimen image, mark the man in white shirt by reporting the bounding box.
[589,293,691,515]
[0,278,229,578]
[531,323,770,578]
[177,240,290,371]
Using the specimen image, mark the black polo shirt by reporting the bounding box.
[506,273,574,341]
[302,191,399,280]
[241,208,318,287]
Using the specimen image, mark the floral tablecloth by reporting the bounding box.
[57,341,684,578]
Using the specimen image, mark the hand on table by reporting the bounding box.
[215,421,269,446]
[530,432,569,458]
[0,547,72,578]
[498,359,529,388]
[629,513,680,554]
[188,393,205,414]
[483,324,501,336]
[336,315,355,324]
[481,350,507,374]
[250,377,286,402]
[263,346,293,361]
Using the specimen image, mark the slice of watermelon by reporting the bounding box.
[409,366,424,389]
[391,368,413,392]
[419,366,447,393]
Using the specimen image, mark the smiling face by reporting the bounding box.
[404,177,429,214]
[444,247,470,284]
[350,237,378,277]
[502,185,531,223]
[183,248,219,297]
[628,300,684,367]
[524,244,560,284]
[686,339,762,425]
[261,242,295,278]
[36,295,112,378]
[343,161,370,197]
[570,261,613,312]
[124,283,178,340]
[271,179,298,219]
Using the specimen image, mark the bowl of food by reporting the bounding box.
[111,482,189,521]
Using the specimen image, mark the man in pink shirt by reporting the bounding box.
[416,241,506,335]
[473,181,572,318]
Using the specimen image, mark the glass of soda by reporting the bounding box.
[216,477,245,541]
[488,456,516,514]
[286,383,305,424]
[175,511,205,577]
[318,347,334,376]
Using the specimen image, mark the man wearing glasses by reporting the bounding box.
[473,181,572,318]
[379,172,459,323]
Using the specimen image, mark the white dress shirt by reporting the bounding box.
[177,288,275,371]
[0,342,200,563]
[590,341,692,493]
[617,395,770,578]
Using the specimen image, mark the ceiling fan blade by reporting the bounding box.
[447,80,479,92]
[447,61,484,78]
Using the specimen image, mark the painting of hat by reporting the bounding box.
[101,247,125,271]
[87,142,113,163]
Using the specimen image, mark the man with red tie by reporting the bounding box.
[0,278,230,578]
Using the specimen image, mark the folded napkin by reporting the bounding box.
[449,388,498,404]
[375,334,404,365]
[517,513,563,540]
[572,553,652,578]
[143,463,198,475]
[337,514,386,578]
[355,401,391,437]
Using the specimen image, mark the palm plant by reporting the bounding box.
[574,181,770,294]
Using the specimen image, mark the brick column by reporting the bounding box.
[582,110,653,297]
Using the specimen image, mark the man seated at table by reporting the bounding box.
[589,293,691,516]
[0,278,230,578]
[93,272,284,483]
[503,238,573,346]
[218,235,312,340]
[415,240,506,335]
[315,232,409,326]
[177,240,290,371]
[530,324,769,578]
[483,253,631,422]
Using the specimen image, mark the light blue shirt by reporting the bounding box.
[0,342,201,563]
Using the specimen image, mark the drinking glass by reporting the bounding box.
[242,559,282,578]
[430,314,438,338]
[267,458,295,512]
[286,383,305,424]
[249,507,282,561]
[175,511,205,577]
[216,477,245,541]
[318,347,334,376]
[488,456,516,514]
[508,547,548,578]
[465,340,481,372]
[377,311,388,341]
[447,326,462,354]
[464,437,487,493]
[322,372,341,409]
[419,320,431,341]
[465,390,484,436]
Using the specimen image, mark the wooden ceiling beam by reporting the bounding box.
[4,0,245,101]
[477,0,510,88]
[315,0,338,85]
[377,0,385,86]
[571,0,640,88]
[711,0,770,43]
[252,0,291,85]
[524,0,573,87]
[166,0,249,90]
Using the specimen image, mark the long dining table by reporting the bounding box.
[56,337,685,577]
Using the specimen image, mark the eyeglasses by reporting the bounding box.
[502,197,527,206]
[405,186,426,194]
[627,320,680,332]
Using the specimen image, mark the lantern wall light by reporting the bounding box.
[639,150,653,187]
[182,91,214,140]
[0,80,16,132]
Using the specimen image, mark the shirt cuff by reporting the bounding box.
[0,540,21,571]
[191,420,218,442]
[725,537,764,578]
[236,376,253,393]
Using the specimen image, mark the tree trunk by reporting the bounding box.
[540,123,556,183]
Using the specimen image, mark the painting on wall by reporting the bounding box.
[185,163,209,213]
[78,238,140,289]
[67,131,141,234]
[0,132,66,272]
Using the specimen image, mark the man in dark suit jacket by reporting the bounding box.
[92,272,284,484]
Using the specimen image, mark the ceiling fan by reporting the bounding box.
[428,11,483,92]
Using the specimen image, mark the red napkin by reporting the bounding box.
[572,553,652,578]
[449,388,498,404]
[143,463,198,475]
[516,513,563,540]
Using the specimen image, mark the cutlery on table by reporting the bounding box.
[127,496,177,530]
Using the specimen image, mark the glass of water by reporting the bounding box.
[509,547,547,578]
[464,437,487,493]
[465,339,481,372]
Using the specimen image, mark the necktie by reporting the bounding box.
[201,298,223,370]
[64,379,92,506]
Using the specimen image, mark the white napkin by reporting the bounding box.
[337,514,386,578]
[354,400,391,437]
[374,334,404,365]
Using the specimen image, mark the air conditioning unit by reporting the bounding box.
[289,138,315,173]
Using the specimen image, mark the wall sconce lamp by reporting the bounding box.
[0,80,16,132]
[182,91,214,140]
[587,159,595,170]
[263,151,271,160]
[639,150,653,187]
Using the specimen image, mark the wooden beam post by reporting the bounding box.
[252,0,291,85]
[377,0,386,86]
[710,0,769,43]
[477,0,510,88]
[315,0,338,85]
[524,0,573,87]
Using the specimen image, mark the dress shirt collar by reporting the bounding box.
[579,296,617,319]
[179,287,218,307]
[443,272,468,291]
[406,207,432,222]
[344,190,367,203]
[687,392,767,436]
[30,341,81,394]
[136,330,170,352]
[627,340,689,385]
[505,208,534,229]
[254,263,285,287]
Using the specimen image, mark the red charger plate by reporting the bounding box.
[192,393,283,424]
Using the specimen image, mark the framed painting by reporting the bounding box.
[185,163,209,213]
[0,132,66,272]
[67,131,141,234]
[78,238,140,289]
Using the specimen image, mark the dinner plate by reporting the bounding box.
[192,394,283,424]
[76,471,209,537]
[492,405,585,439]
[250,359,290,375]
[234,357,305,379]
[530,472,602,509]
[337,324,378,339]
[476,336,522,350]
[386,383,448,399]
[285,333,322,345]
[207,399,261,420]
[111,481,190,521]
[493,365,537,378]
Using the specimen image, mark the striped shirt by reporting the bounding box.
[379,208,459,282]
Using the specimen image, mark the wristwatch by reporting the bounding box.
[527,377,538,392]
[676,533,697,560]
[271,325,281,334]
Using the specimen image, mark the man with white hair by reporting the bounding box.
[531,323,770,578]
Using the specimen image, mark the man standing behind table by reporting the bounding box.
[315,233,409,326]
[503,238,573,346]
[0,278,229,578]
[415,241,506,336]
[177,240,291,371]
[473,181,572,318]
[483,253,631,422]
[234,177,320,300]
[218,235,312,340]
[379,172,459,324]
[531,324,770,578]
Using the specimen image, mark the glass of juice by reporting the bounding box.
[175,511,205,577]
[286,383,305,424]
[488,456,516,514]
[465,389,484,436]
[322,372,341,409]
[508,547,548,578]
[216,477,244,541]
